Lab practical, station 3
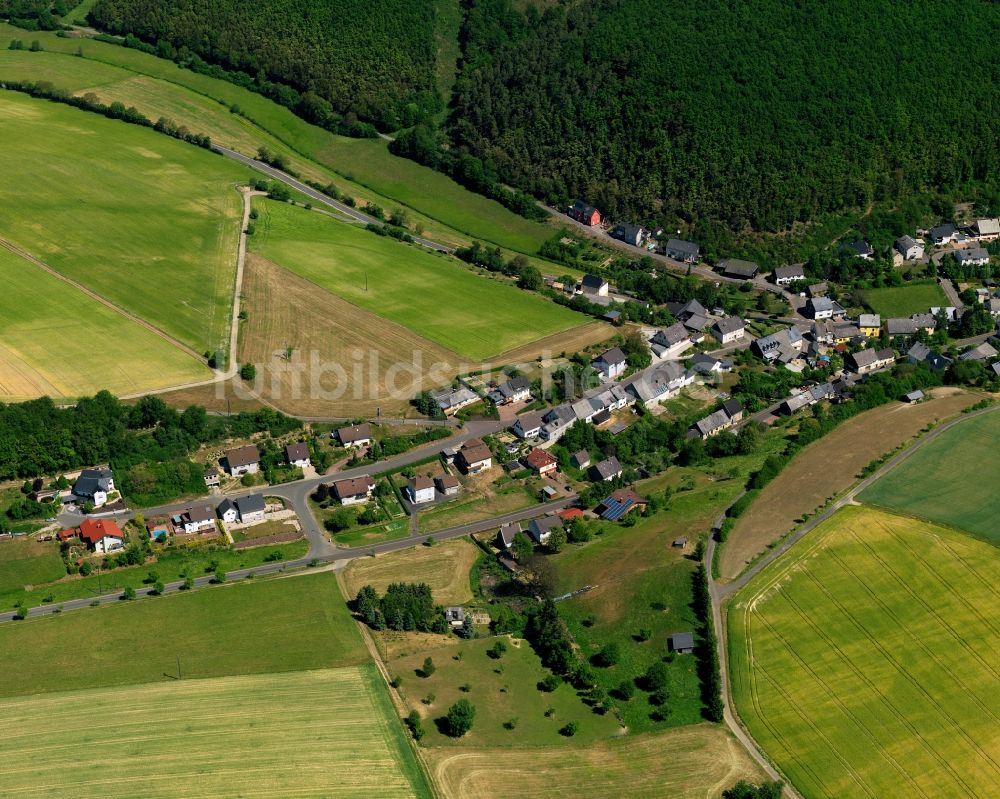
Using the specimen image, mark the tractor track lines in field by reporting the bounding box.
[792,563,997,794]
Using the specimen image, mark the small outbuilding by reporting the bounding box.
[903,390,925,403]
[669,632,695,655]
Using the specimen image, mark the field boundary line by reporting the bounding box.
[0,236,208,365]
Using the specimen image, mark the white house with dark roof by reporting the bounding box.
[72,467,115,508]
[434,387,480,416]
[490,375,531,405]
[929,223,958,244]
[581,274,609,296]
[179,504,216,534]
[284,442,311,469]
[849,347,895,374]
[528,515,563,544]
[611,223,647,247]
[624,361,694,406]
[751,326,804,363]
[592,347,628,381]
[956,248,990,267]
[894,235,924,260]
[665,238,700,263]
[331,475,375,506]
[512,411,545,440]
[711,316,745,345]
[773,264,805,285]
[805,297,845,320]
[224,445,260,477]
[590,456,623,482]
[846,240,874,260]
[336,423,372,448]
[407,476,436,504]
[650,323,692,360]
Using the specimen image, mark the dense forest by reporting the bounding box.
[88,0,442,130]
[446,0,1000,234]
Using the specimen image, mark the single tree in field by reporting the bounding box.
[443,699,475,737]
[420,656,435,677]
[239,363,256,381]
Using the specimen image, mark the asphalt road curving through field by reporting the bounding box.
[705,400,1000,798]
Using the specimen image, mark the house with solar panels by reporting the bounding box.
[596,488,648,521]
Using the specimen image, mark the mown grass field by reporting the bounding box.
[860,281,948,317]
[0,26,554,254]
[424,723,764,799]
[729,505,1000,799]
[0,571,361,696]
[388,634,621,747]
[0,89,248,355]
[858,407,1000,542]
[250,200,584,360]
[721,388,981,579]
[0,537,65,596]
[343,539,477,606]
[0,244,208,400]
[0,665,429,798]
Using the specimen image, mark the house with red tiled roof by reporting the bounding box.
[524,448,558,475]
[76,518,125,553]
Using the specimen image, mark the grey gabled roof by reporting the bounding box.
[581,273,608,289]
[591,456,622,480]
[236,494,266,515]
[930,223,956,240]
[713,316,744,335]
[774,264,805,280]
[956,247,989,262]
[594,347,627,366]
[886,318,917,336]
[670,632,695,651]
[666,238,699,256]
[217,498,236,517]
[718,258,759,278]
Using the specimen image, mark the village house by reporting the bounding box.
[331,475,375,506]
[435,474,461,496]
[592,347,628,381]
[773,264,805,285]
[624,360,694,406]
[907,342,951,371]
[528,515,563,544]
[970,218,1000,241]
[570,450,591,469]
[434,386,480,416]
[525,447,558,476]
[718,258,760,280]
[457,439,493,474]
[218,494,267,525]
[512,410,545,440]
[885,317,918,337]
[857,314,881,337]
[489,375,531,405]
[690,352,733,376]
[780,383,836,415]
[596,488,648,521]
[807,282,828,298]
[832,322,862,344]
[407,476,436,504]
[496,521,521,550]
[929,223,958,245]
[581,273,610,297]
[850,347,895,374]
[711,316,746,345]
[611,223,647,247]
[204,467,221,488]
[910,312,936,334]
[752,326,804,363]
[75,518,125,553]
[592,384,631,412]
[72,467,115,508]
[691,399,743,438]
[540,404,577,442]
[650,323,693,360]
[284,442,311,469]
[665,238,700,263]
[956,247,990,267]
[568,200,601,226]
[590,456,623,482]
[805,297,845,320]
[336,423,372,448]
[894,235,925,260]
[224,445,260,477]
[846,240,874,260]
[960,342,999,362]
[178,504,217,534]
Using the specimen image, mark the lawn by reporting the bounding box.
[729,505,1000,799]
[0,538,309,612]
[417,486,539,533]
[0,665,430,798]
[424,724,764,799]
[0,89,248,355]
[0,25,554,254]
[0,571,364,696]
[860,281,948,317]
[249,200,585,360]
[0,536,65,595]
[0,244,208,400]
[721,388,982,579]
[858,406,1000,543]
[388,634,621,747]
[343,538,477,606]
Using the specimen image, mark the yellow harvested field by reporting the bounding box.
[343,538,477,606]
[238,254,460,417]
[720,388,981,580]
[424,724,764,798]
[0,667,427,798]
[494,320,617,364]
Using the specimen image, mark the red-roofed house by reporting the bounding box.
[524,448,558,476]
[77,518,125,553]
[558,508,585,522]
[57,528,77,542]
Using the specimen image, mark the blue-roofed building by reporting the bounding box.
[596,488,647,521]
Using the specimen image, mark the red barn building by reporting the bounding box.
[568,200,601,226]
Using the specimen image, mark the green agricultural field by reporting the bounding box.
[250,200,584,360]
[860,281,948,317]
[0,537,65,596]
[858,408,1000,542]
[0,244,207,400]
[0,24,554,254]
[0,666,429,798]
[0,571,363,697]
[0,89,249,355]
[729,505,1000,799]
